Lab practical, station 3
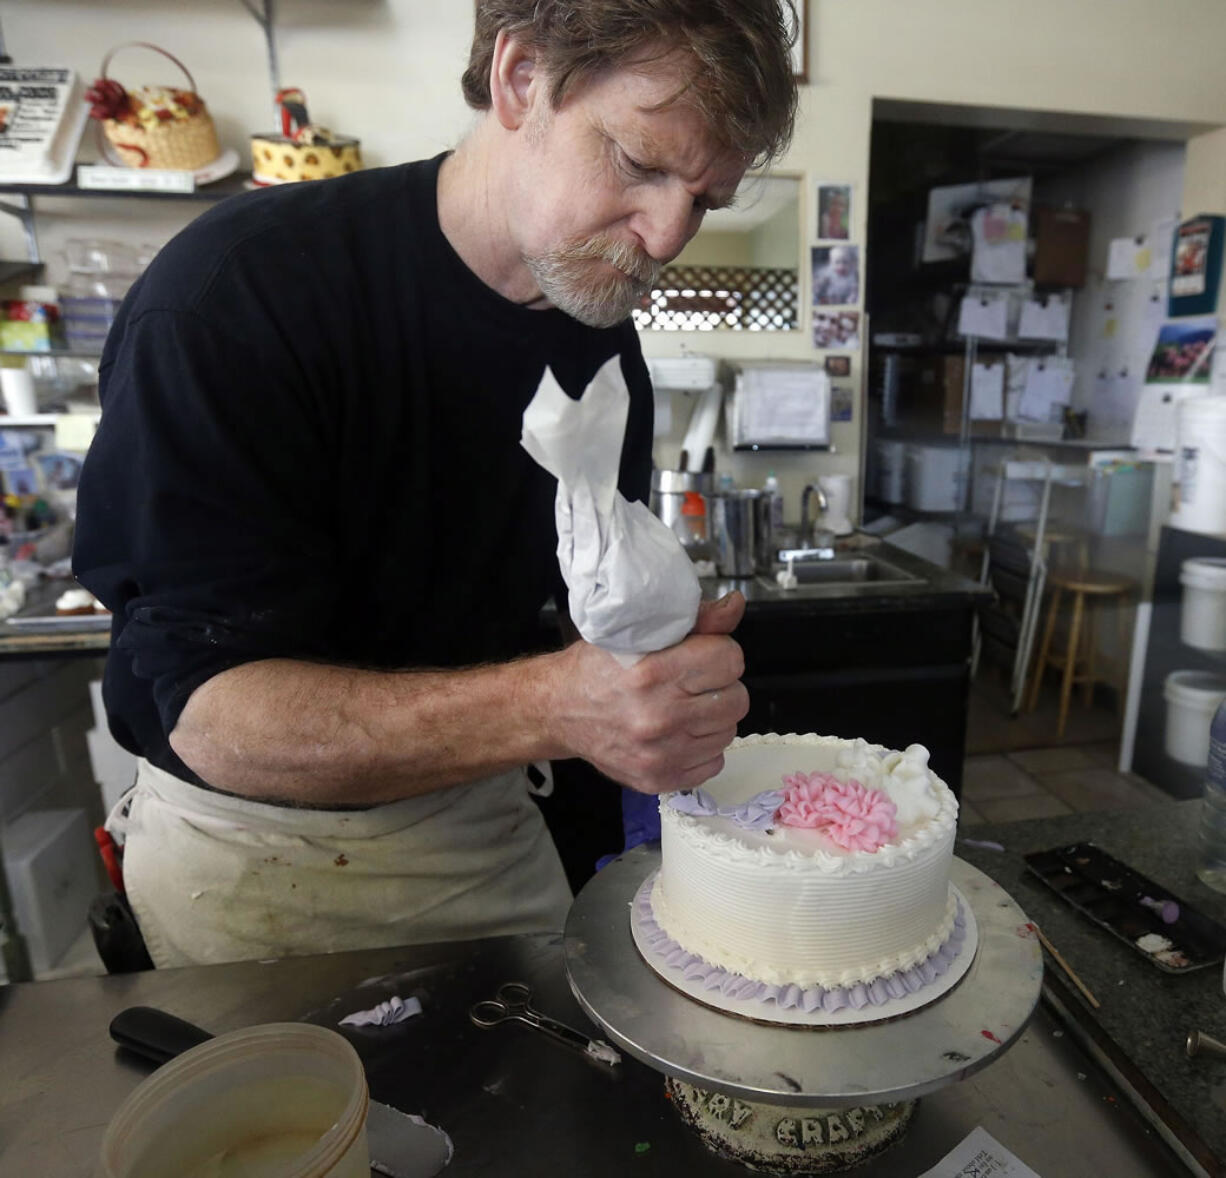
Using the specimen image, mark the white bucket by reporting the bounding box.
[905,444,968,513]
[1181,557,1226,652]
[98,1023,370,1178]
[876,439,907,504]
[1164,670,1226,766]
[1171,396,1226,537]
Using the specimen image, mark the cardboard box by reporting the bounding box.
[935,355,1003,436]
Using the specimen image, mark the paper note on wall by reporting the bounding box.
[1004,354,1029,419]
[1096,298,1119,341]
[1017,296,1070,342]
[1106,237,1151,280]
[1131,384,1193,451]
[970,203,1027,284]
[957,293,1009,340]
[1017,360,1075,422]
[969,361,1005,419]
[1092,368,1140,433]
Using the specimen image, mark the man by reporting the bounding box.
[74,0,797,967]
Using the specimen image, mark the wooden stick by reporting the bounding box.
[1034,925,1101,1009]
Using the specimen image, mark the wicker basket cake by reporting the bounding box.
[85,42,221,172]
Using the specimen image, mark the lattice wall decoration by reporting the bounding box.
[633,265,799,331]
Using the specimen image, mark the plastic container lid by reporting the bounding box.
[1181,558,1226,591]
[1164,670,1226,708]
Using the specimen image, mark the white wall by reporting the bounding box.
[1035,140,1187,440]
[7,0,1226,520]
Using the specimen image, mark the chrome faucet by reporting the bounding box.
[799,483,829,546]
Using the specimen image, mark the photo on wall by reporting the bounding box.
[813,310,860,351]
[811,244,859,306]
[825,355,852,377]
[1146,317,1216,384]
[816,183,851,240]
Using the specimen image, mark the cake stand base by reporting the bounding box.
[665,1080,915,1175]
[563,847,1042,1107]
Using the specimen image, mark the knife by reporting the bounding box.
[109,1005,453,1178]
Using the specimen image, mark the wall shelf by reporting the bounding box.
[0,345,103,360]
[0,173,253,203]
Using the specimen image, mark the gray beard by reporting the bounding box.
[524,235,660,329]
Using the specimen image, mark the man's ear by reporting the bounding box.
[489,29,541,132]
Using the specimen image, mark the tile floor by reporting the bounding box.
[959,671,1177,826]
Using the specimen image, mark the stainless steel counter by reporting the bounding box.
[0,929,1188,1176]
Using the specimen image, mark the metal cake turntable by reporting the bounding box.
[563,847,1042,1174]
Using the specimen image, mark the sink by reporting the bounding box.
[755,556,921,592]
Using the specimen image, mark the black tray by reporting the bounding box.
[1024,842,1226,974]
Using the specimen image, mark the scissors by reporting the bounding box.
[469,981,620,1064]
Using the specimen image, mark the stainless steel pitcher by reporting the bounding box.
[649,470,713,540]
[711,489,766,578]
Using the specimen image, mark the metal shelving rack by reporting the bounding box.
[0,0,283,984]
[0,0,281,276]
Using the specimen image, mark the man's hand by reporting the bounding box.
[543,591,749,794]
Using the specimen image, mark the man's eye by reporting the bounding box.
[621,151,656,178]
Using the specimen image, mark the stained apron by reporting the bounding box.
[107,758,573,968]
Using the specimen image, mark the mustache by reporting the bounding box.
[549,235,661,288]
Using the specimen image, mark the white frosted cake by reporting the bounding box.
[639,733,964,1014]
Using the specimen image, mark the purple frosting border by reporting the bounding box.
[634,878,968,1014]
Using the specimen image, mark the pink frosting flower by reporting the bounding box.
[776,772,898,852]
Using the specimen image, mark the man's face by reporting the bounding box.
[511,53,747,327]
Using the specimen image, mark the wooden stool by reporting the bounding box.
[1026,568,1136,738]
[1015,524,1091,571]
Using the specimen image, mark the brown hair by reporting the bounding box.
[462,0,798,167]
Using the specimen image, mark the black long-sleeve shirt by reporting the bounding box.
[74,154,653,787]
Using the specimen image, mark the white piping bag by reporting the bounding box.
[521,355,701,666]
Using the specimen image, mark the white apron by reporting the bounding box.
[107,759,572,968]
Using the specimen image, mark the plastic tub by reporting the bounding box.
[1171,396,1226,538]
[1181,557,1226,652]
[98,1022,370,1178]
[1164,670,1226,767]
[904,443,968,513]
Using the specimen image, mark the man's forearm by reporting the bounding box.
[170,654,568,805]
[169,594,751,806]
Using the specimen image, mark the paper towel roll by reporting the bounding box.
[0,368,37,416]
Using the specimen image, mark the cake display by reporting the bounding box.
[250,88,362,186]
[86,47,221,172]
[634,733,971,1022]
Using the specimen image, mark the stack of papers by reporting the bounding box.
[730,365,830,447]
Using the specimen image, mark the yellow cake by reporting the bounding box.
[251,87,362,185]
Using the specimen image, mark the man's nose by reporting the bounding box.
[631,186,703,264]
